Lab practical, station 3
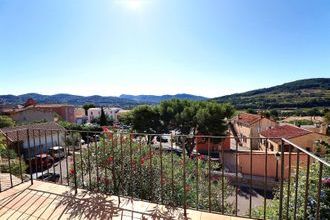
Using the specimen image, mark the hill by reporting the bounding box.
[0,93,207,107]
[0,93,139,108]
[119,93,207,103]
[214,78,330,109]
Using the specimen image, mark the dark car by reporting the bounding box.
[156,136,169,143]
[37,173,60,183]
[28,154,54,172]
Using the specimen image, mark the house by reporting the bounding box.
[231,113,277,149]
[259,124,330,152]
[195,132,231,156]
[0,122,65,159]
[87,107,123,123]
[74,108,88,125]
[1,106,58,124]
[2,102,75,123]
[33,104,75,123]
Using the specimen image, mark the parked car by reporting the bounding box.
[28,154,54,172]
[48,146,65,160]
[156,136,169,143]
[37,173,60,183]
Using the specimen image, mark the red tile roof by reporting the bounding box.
[260,125,311,139]
[235,113,263,126]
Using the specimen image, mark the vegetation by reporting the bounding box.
[0,115,15,128]
[253,141,330,219]
[288,119,314,126]
[0,93,207,107]
[70,134,235,214]
[0,135,27,176]
[122,99,234,136]
[82,103,95,115]
[58,121,102,141]
[214,78,330,109]
[325,112,330,125]
[120,100,234,154]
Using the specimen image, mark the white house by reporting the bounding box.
[0,122,66,159]
[87,107,123,123]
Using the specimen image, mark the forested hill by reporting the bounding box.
[0,93,206,107]
[213,78,330,109]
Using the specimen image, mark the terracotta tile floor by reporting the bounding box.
[0,181,249,219]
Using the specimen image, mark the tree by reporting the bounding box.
[99,107,107,126]
[325,112,330,125]
[158,100,234,136]
[269,109,279,120]
[82,104,95,115]
[247,108,257,114]
[196,102,234,136]
[130,105,163,135]
[0,115,15,128]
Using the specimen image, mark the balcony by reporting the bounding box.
[0,128,329,219]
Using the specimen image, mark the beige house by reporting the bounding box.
[260,124,330,152]
[1,122,65,159]
[231,113,277,149]
[2,107,57,124]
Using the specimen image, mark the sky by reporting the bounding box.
[0,0,329,98]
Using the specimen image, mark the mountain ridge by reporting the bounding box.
[213,78,330,109]
[0,93,207,108]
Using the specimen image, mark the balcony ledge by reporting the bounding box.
[0,181,249,220]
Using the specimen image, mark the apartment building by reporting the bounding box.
[231,113,277,149]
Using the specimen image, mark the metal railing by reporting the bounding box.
[0,128,329,219]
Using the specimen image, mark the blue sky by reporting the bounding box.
[0,0,329,98]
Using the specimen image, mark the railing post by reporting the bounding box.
[182,138,187,217]
[316,162,323,220]
[278,139,285,219]
[72,133,78,194]
[5,134,13,188]
[27,129,33,185]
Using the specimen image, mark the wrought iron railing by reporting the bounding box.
[0,128,329,219]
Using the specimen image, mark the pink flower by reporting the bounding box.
[107,157,113,164]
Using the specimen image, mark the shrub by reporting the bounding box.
[0,159,27,177]
[70,134,234,214]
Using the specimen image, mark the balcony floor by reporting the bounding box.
[0,180,248,220]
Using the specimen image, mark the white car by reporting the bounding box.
[48,146,65,159]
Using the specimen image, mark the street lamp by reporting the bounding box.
[275,152,281,182]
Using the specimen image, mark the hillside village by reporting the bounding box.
[1,96,330,219]
[1,97,329,179]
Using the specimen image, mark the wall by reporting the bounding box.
[250,118,277,149]
[22,133,65,159]
[233,123,251,148]
[290,133,330,151]
[10,109,56,124]
[237,151,309,179]
[195,134,231,155]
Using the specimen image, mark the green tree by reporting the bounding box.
[325,112,330,125]
[269,109,279,120]
[0,115,15,128]
[99,107,107,126]
[246,108,257,114]
[196,102,234,136]
[82,103,95,115]
[307,107,322,116]
[130,105,163,135]
[158,99,234,136]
